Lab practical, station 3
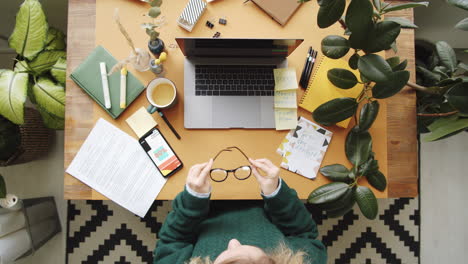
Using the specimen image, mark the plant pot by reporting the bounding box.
[148,38,165,56]
[0,108,53,166]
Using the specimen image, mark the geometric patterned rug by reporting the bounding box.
[66,198,419,264]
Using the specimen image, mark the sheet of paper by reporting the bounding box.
[274,90,297,108]
[274,68,298,91]
[126,107,158,138]
[275,108,297,130]
[66,118,166,218]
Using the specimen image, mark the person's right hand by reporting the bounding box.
[249,158,280,196]
[186,159,213,194]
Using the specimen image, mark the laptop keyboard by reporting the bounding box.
[195,65,276,96]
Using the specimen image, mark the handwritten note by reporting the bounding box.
[275,108,297,130]
[274,68,298,91]
[274,90,297,108]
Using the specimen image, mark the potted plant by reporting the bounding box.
[299,0,429,219]
[142,0,165,56]
[0,0,65,165]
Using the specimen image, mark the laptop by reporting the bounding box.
[176,38,303,129]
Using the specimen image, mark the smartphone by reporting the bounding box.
[139,127,183,178]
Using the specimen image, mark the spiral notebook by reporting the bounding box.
[298,56,364,128]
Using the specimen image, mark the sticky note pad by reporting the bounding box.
[274,68,298,91]
[274,90,297,108]
[275,108,297,130]
[126,107,158,138]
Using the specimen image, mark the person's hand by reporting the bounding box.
[186,159,213,194]
[249,158,280,196]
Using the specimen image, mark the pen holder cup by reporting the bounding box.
[146,78,177,114]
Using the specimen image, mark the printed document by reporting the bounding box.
[66,118,166,217]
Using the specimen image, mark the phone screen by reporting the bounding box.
[140,129,182,177]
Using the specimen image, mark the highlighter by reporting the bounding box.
[120,67,127,109]
[99,62,111,109]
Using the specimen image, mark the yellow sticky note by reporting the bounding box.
[274,90,297,108]
[125,107,158,138]
[274,68,298,91]
[275,108,297,130]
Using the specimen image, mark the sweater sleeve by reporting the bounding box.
[153,187,210,264]
[262,181,327,264]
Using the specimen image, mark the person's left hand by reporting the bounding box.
[186,159,214,194]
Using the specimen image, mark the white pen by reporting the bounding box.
[100,62,111,109]
[120,66,127,109]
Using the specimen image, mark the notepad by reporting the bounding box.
[126,107,158,138]
[70,45,145,119]
[277,117,333,179]
[299,56,364,128]
[274,68,298,130]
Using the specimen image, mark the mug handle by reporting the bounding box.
[147,105,158,114]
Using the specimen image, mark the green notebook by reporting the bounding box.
[70,45,145,119]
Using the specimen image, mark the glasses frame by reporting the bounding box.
[210,146,252,183]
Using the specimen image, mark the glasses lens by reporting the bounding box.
[234,166,251,180]
[210,169,228,182]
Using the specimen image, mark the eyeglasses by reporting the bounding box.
[210,146,252,182]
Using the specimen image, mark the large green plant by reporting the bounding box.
[300,0,428,219]
[0,0,66,129]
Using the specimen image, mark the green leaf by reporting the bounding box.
[448,0,468,11]
[349,53,360,70]
[321,35,350,59]
[355,186,378,219]
[0,174,6,198]
[359,154,379,176]
[386,57,400,69]
[45,27,66,51]
[393,59,408,71]
[364,21,401,53]
[436,41,457,73]
[323,188,356,217]
[373,0,381,11]
[8,0,48,60]
[320,164,350,182]
[416,66,441,84]
[148,6,161,18]
[150,0,163,7]
[390,41,398,53]
[349,26,372,49]
[455,17,468,31]
[313,97,358,126]
[458,62,468,73]
[51,57,67,85]
[366,170,387,191]
[372,70,410,99]
[0,70,28,124]
[37,105,64,130]
[424,115,468,141]
[359,101,380,131]
[28,50,66,75]
[141,23,156,30]
[384,17,418,28]
[317,0,346,28]
[345,0,374,32]
[446,82,468,114]
[327,68,358,89]
[345,127,372,166]
[14,60,32,73]
[32,77,65,118]
[382,1,429,13]
[358,54,393,83]
[308,182,349,204]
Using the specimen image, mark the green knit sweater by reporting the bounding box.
[153,181,327,264]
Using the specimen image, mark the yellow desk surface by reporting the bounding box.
[65,0,418,200]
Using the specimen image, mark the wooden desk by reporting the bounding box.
[65,0,418,200]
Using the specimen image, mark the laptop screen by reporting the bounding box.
[176,38,303,57]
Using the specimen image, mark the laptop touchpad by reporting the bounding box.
[212,97,260,128]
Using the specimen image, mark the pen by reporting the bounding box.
[120,66,127,109]
[157,110,181,140]
[99,62,111,109]
[300,47,313,88]
[304,50,318,87]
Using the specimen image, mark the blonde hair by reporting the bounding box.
[186,243,306,264]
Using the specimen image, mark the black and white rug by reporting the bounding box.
[66,198,419,264]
